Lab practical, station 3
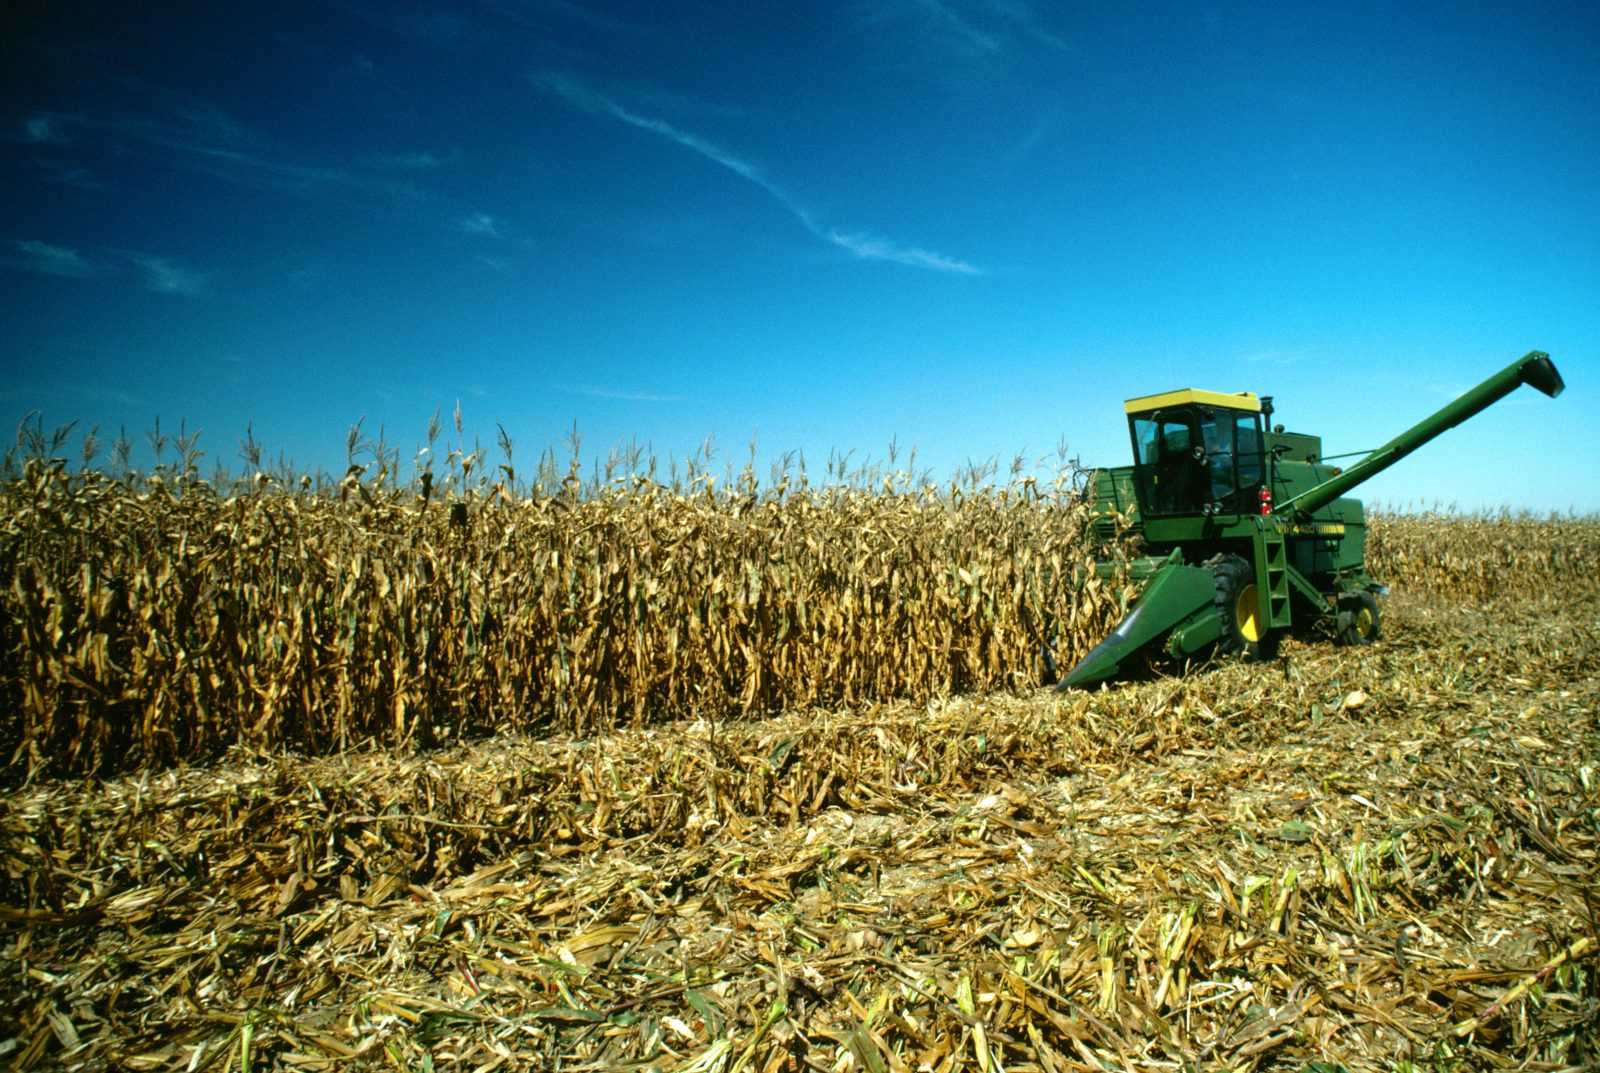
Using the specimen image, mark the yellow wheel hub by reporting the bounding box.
[1236,583,1261,642]
[1355,605,1374,638]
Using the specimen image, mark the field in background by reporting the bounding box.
[5,439,1599,779]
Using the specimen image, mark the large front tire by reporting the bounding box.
[1207,554,1280,661]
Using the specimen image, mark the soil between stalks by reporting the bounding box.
[2,593,1597,1071]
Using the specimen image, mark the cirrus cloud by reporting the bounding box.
[541,73,983,276]
[3,239,104,278]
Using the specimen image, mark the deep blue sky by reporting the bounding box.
[4,1,1597,510]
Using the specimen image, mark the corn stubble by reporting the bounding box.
[3,589,1597,1071]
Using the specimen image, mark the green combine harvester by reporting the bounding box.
[1055,350,1565,690]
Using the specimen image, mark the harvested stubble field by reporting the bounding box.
[2,466,1599,1071]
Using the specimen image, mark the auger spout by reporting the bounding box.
[1278,351,1563,518]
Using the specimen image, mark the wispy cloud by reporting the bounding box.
[458,212,501,237]
[22,115,66,145]
[21,107,430,205]
[546,76,773,187]
[476,0,645,38]
[826,230,981,273]
[542,74,982,275]
[902,0,1003,57]
[988,0,1082,57]
[856,0,1081,64]
[4,238,212,296]
[368,148,456,170]
[1240,345,1333,365]
[562,384,686,403]
[32,161,109,191]
[996,108,1060,174]
[3,239,104,278]
[458,211,538,264]
[123,253,212,297]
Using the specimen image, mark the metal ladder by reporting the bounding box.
[1253,520,1293,631]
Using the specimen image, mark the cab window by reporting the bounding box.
[1131,406,1265,516]
[1131,411,1208,515]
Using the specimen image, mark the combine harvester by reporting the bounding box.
[1056,350,1565,690]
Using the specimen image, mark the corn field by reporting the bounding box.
[1366,509,1600,604]
[0,448,1129,778]
[4,429,1600,1071]
[4,429,1597,779]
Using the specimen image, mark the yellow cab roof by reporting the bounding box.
[1123,388,1261,415]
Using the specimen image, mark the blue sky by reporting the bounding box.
[4,1,1597,511]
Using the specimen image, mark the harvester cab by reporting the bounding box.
[1127,390,1265,518]
[1056,350,1565,690]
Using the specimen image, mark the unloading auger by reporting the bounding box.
[1055,350,1565,690]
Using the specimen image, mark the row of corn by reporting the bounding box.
[4,457,1594,778]
[0,462,1125,776]
[1366,509,1600,605]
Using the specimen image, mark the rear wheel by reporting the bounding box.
[1336,590,1381,646]
[1207,554,1280,661]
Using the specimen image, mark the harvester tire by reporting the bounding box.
[1207,554,1280,661]
[1336,591,1381,646]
